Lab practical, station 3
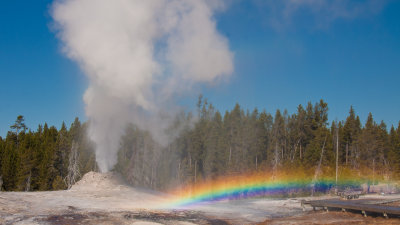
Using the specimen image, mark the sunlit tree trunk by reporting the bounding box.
[65,142,80,189]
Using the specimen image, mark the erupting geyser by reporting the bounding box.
[51,0,234,172]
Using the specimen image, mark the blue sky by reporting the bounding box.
[1,0,400,136]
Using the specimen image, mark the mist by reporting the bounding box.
[51,0,234,172]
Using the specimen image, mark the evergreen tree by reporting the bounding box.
[10,115,27,135]
[204,111,225,178]
[343,106,361,166]
[1,99,399,193]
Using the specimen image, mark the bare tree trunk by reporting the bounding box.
[229,128,233,165]
[273,142,279,179]
[142,141,146,173]
[300,145,302,159]
[178,162,181,180]
[373,158,375,186]
[229,145,232,165]
[274,143,278,168]
[0,176,3,191]
[345,143,349,166]
[189,152,192,168]
[312,135,327,196]
[153,161,157,189]
[65,142,80,189]
[282,130,285,162]
[242,139,245,160]
[25,171,31,192]
[292,139,301,162]
[194,160,197,184]
[150,166,154,188]
[382,156,390,182]
[336,128,339,192]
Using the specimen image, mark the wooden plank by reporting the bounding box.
[307,199,400,215]
[363,198,400,205]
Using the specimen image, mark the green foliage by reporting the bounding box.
[1,99,400,192]
[114,98,400,191]
[52,175,66,190]
[0,116,97,191]
[10,115,27,134]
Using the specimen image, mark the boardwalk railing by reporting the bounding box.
[301,198,400,218]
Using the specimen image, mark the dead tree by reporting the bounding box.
[25,171,31,192]
[291,138,301,162]
[65,141,80,189]
[311,135,327,196]
[273,143,279,168]
[336,127,339,192]
[194,160,197,184]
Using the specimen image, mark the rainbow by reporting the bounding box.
[162,172,364,207]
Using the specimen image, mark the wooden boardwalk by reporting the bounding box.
[302,198,400,218]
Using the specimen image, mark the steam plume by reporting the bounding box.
[51,0,233,172]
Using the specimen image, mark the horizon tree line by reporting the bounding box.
[1,98,399,192]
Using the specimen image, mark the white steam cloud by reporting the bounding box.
[51,0,233,172]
